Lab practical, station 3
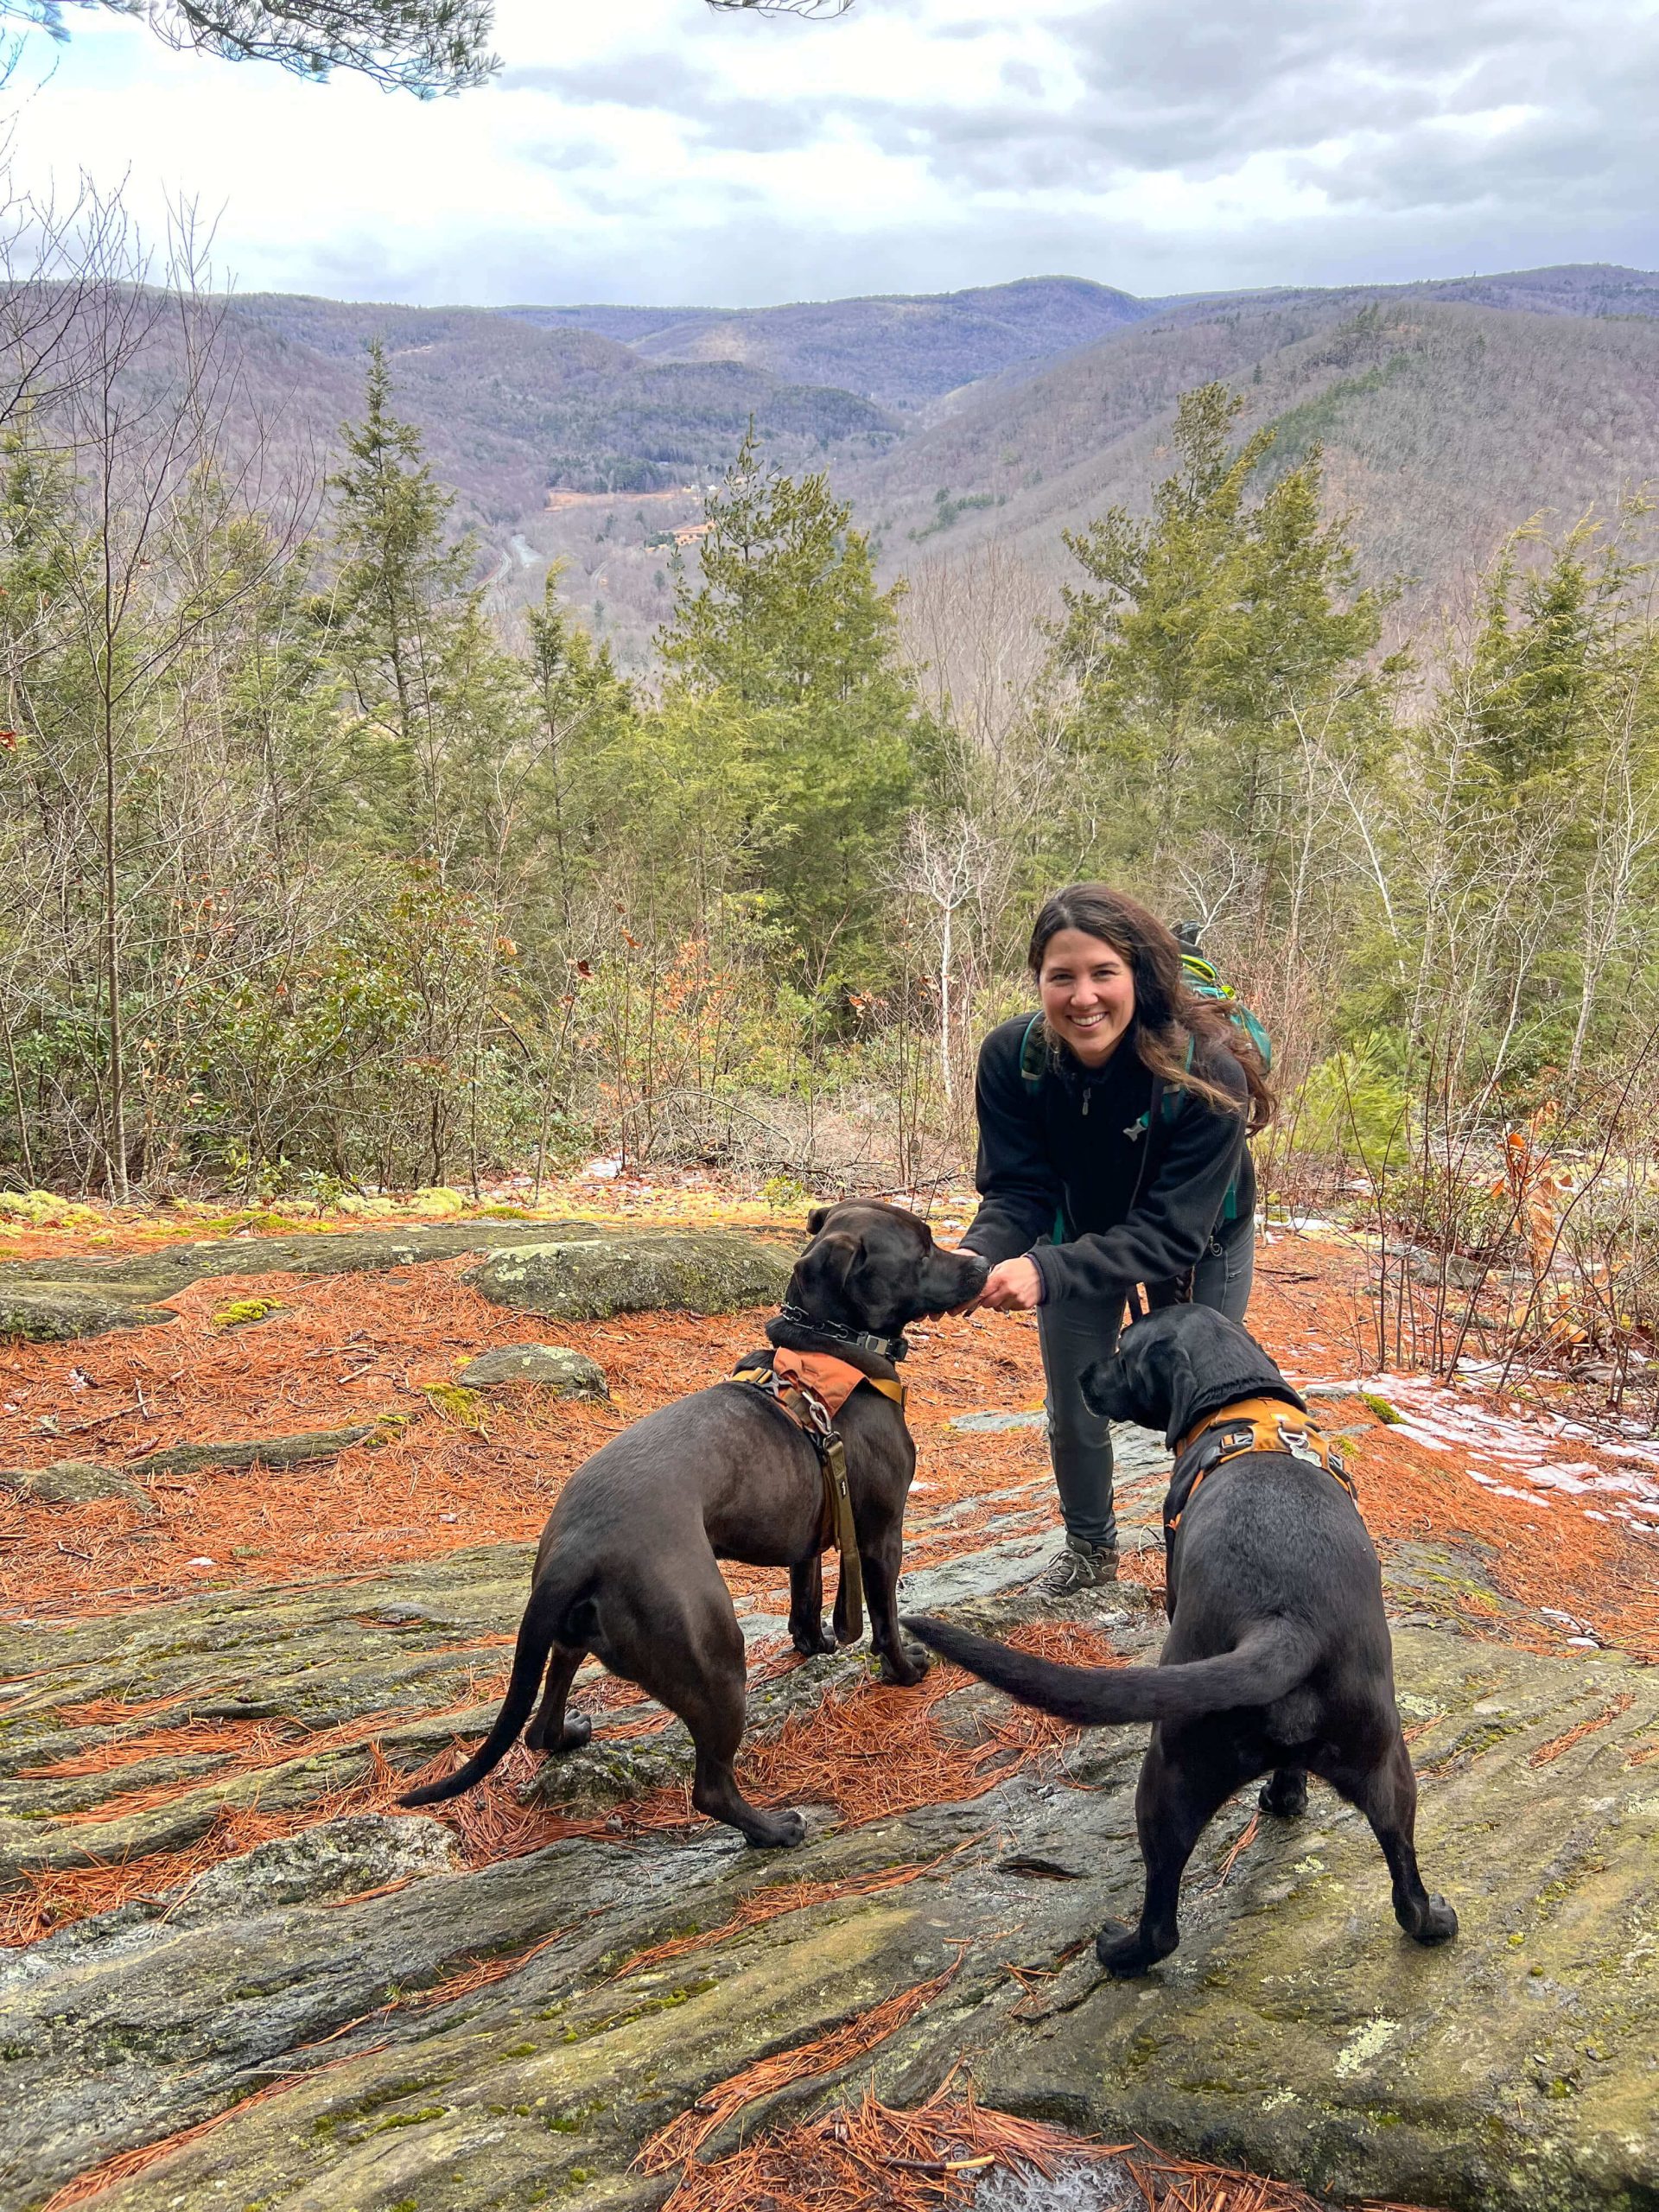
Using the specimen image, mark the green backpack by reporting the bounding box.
[1173,942,1273,1072]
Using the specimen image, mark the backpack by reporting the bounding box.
[1015,933,1268,1228]
[1173,944,1273,1072]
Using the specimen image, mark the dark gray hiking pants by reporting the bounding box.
[1035,1221,1255,1550]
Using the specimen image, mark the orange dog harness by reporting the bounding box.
[727,1350,905,1643]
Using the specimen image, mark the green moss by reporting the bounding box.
[1360,1391,1402,1425]
[423,1382,486,1433]
[371,2105,448,2132]
[501,2042,537,2058]
[211,1297,282,1328]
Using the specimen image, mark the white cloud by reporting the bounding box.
[3,0,1656,306]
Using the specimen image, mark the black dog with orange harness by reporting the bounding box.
[402,1202,984,1848]
[906,1303,1457,1976]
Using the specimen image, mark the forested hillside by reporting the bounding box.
[217,264,1659,663]
[507,275,1153,406]
[219,293,900,518]
[847,297,1659,621]
[5,238,1659,1401]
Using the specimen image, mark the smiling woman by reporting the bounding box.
[960,884,1273,1596]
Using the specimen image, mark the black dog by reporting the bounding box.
[403,1202,985,1847]
[906,1304,1457,1974]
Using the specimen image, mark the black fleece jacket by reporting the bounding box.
[959,1014,1254,1304]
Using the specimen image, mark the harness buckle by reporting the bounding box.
[1275,1419,1324,1467]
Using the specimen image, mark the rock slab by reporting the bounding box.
[0,1220,796,1339]
[3,1542,1657,2212]
[465,1232,795,1320]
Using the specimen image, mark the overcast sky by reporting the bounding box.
[9,0,1659,308]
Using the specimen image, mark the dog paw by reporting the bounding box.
[879,1639,931,1687]
[530,1713,592,1756]
[1094,1923,1165,1979]
[1405,1893,1459,1945]
[747,1807,808,1849]
[791,1618,836,1656]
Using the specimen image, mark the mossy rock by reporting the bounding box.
[410,1187,469,1217]
[0,1459,149,1507]
[0,1422,387,1510]
[464,1234,794,1321]
[0,1288,178,1341]
[456,1345,609,1399]
[0,1190,102,1229]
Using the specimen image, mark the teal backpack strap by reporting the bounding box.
[1018,1014,1047,1092]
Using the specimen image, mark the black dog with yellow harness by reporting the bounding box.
[906,1303,1458,1976]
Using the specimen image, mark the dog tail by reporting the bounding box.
[900,1612,1318,1726]
[400,1558,588,1807]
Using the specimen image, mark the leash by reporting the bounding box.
[1165,1393,1358,1541]
[725,1348,905,1644]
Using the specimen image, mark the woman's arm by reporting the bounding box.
[1027,1055,1249,1304]
[958,1021,1062,1266]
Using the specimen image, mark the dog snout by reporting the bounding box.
[925,1246,988,1313]
[1079,1357,1129,1419]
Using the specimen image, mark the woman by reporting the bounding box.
[960,885,1272,1595]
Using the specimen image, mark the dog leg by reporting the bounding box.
[1096,1732,1237,1977]
[523,1643,590,1756]
[1259,1766,1307,1818]
[788,1554,835,1656]
[635,1580,806,1848]
[859,1520,928,1687]
[1327,1736,1458,1946]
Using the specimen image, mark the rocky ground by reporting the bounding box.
[1,1200,1656,2212]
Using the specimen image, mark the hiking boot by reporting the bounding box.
[1039,1535,1119,1596]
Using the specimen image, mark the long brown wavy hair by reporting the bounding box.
[1026,884,1274,1135]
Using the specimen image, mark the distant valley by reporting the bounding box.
[219,264,1659,667]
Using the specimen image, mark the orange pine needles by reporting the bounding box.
[639,1956,965,2175]
[656,2082,1124,2211]
[649,2082,1400,2212]
[1528,1691,1636,1767]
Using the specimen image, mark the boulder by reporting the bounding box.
[0,1459,148,1508]
[465,1232,795,1321]
[5,1501,1656,2212]
[168,1815,459,1923]
[456,1344,609,1398]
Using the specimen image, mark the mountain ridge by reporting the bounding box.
[198,264,1659,664]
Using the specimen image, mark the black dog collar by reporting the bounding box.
[775,1301,909,1363]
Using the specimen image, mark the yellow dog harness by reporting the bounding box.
[1166,1394,1357,1538]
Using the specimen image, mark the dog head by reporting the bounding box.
[787,1200,988,1340]
[1080,1304,1301,1448]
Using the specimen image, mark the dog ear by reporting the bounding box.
[805,1205,832,1235]
[791,1230,860,1306]
[1158,1338,1207,1449]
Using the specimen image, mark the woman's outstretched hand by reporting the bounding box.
[976,1256,1044,1311]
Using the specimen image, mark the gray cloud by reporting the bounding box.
[54,0,1658,314]
[499,0,1659,244]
